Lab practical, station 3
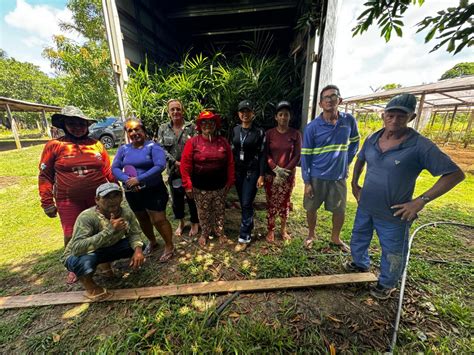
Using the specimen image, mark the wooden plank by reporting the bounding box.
[0,273,377,310]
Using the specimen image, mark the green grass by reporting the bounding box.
[0,143,473,353]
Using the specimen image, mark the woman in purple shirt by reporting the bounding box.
[112,119,174,262]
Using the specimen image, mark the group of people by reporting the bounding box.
[39,85,464,301]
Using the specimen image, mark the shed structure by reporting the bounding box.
[0,97,61,149]
[342,77,474,146]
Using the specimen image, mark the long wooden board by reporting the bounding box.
[0,273,377,310]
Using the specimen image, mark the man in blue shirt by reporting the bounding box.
[302,85,360,252]
[346,93,465,299]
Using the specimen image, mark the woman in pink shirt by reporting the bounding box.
[264,101,302,242]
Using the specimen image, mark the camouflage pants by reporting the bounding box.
[193,187,226,238]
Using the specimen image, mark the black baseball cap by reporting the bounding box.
[276,100,291,112]
[238,100,253,111]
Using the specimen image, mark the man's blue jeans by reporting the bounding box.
[235,170,259,240]
[65,238,136,277]
[350,207,411,288]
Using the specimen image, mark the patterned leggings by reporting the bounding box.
[264,174,295,231]
[193,187,227,238]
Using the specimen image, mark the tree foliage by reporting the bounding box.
[353,0,473,55]
[440,62,474,80]
[0,52,64,105]
[43,0,117,118]
[127,51,302,137]
[0,51,65,127]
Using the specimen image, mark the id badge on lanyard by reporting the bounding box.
[240,128,249,161]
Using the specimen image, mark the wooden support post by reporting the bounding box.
[445,105,458,143]
[6,104,21,149]
[414,94,425,130]
[441,112,449,133]
[0,273,377,309]
[344,103,348,113]
[429,111,437,128]
[464,109,473,148]
[36,119,42,132]
[41,109,52,138]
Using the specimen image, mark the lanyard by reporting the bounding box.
[240,127,250,148]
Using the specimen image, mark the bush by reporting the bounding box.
[126,51,303,137]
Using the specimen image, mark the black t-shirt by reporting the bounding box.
[231,124,266,175]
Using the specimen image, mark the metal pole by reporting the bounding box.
[102,0,128,122]
[389,221,474,353]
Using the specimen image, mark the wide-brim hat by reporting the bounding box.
[52,106,96,129]
[196,110,222,131]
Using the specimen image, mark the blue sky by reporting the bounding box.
[1,0,471,95]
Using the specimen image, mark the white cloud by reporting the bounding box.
[334,0,472,97]
[5,0,75,41]
[1,0,85,74]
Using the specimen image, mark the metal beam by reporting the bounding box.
[192,25,291,37]
[167,2,296,18]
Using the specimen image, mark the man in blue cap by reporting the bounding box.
[345,93,465,299]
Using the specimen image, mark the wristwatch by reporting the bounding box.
[419,195,431,203]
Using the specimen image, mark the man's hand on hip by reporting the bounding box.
[391,198,425,222]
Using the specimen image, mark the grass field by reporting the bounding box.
[0,144,472,353]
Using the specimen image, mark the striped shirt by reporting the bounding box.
[301,112,359,182]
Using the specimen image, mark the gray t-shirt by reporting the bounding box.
[358,128,460,224]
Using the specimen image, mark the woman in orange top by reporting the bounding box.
[38,106,115,283]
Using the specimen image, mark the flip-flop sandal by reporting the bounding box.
[329,241,350,253]
[143,243,158,256]
[159,249,174,263]
[66,271,78,284]
[304,238,314,249]
[83,288,113,302]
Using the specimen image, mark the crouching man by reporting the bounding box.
[346,94,465,300]
[62,182,145,300]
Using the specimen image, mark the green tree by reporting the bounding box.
[0,51,65,127]
[440,62,474,80]
[353,0,473,55]
[43,0,117,117]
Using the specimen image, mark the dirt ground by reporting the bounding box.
[441,145,474,173]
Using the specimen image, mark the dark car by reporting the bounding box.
[88,117,124,149]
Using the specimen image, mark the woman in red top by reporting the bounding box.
[264,101,302,242]
[38,106,115,283]
[180,111,235,247]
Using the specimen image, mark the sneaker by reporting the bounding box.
[370,283,396,300]
[238,235,251,244]
[343,261,369,273]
